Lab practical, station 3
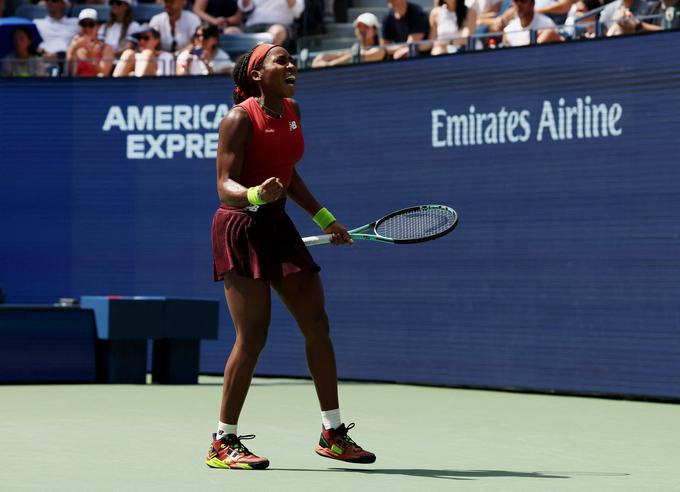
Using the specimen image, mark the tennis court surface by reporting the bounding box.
[1,377,678,491]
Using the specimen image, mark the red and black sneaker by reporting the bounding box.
[315,423,376,464]
[206,433,270,470]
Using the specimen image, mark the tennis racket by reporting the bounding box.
[302,205,458,246]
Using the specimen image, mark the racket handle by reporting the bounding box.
[302,234,333,246]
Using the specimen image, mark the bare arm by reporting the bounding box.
[452,8,477,45]
[193,0,226,26]
[478,2,502,20]
[216,108,252,206]
[638,21,662,31]
[287,169,351,244]
[286,169,323,216]
[489,5,517,31]
[311,51,353,67]
[216,108,284,206]
[429,7,439,40]
[66,36,85,75]
[135,50,158,77]
[463,9,477,37]
[286,101,351,243]
[284,101,320,214]
[98,43,114,76]
[381,38,405,55]
[537,0,575,15]
[361,46,386,62]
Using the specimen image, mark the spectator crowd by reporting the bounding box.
[0,0,678,77]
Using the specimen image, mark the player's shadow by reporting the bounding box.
[274,468,574,480]
[341,469,571,480]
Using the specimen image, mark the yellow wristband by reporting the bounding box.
[312,207,336,230]
[247,186,267,206]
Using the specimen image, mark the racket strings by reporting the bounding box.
[376,208,456,241]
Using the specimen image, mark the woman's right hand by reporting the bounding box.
[258,177,285,203]
[71,35,87,49]
[213,16,228,28]
[79,36,95,52]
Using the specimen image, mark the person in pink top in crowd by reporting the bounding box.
[66,8,114,76]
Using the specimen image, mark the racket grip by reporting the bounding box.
[302,234,333,246]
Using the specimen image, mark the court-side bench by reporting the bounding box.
[81,296,218,384]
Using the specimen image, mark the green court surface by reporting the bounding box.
[1,377,678,491]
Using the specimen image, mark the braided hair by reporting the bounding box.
[232,46,261,104]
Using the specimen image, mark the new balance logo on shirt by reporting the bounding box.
[265,121,297,134]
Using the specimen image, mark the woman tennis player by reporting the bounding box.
[206,43,376,470]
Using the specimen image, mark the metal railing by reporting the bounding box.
[1,9,677,77]
[0,56,177,78]
[296,8,678,70]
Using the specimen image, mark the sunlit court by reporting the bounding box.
[1,0,680,490]
[1,378,678,491]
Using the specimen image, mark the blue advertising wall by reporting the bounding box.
[2,32,680,398]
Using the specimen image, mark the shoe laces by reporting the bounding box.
[337,423,357,445]
[227,434,256,454]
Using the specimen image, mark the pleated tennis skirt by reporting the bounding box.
[211,201,320,281]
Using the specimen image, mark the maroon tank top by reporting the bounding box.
[236,97,304,188]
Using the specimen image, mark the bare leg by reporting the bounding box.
[220,272,271,424]
[272,270,339,411]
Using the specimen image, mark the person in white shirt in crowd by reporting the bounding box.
[502,0,563,45]
[311,12,386,67]
[34,0,79,63]
[563,0,599,38]
[112,25,176,76]
[99,0,142,57]
[176,24,235,75]
[150,0,202,53]
[601,0,659,35]
[237,0,305,46]
[430,0,477,55]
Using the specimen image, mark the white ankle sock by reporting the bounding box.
[217,421,238,438]
[321,408,342,430]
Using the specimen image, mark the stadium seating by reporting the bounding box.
[12,1,153,22]
[132,3,165,23]
[300,0,433,54]
[3,0,25,17]
[14,3,47,20]
[219,32,274,59]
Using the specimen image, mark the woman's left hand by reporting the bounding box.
[324,222,353,245]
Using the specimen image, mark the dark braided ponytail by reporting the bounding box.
[232,46,261,104]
